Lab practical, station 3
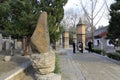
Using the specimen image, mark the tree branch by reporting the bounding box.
[93,2,105,19]
[94,8,106,26]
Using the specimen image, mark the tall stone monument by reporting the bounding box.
[30,12,61,80]
[77,19,86,52]
[63,31,69,49]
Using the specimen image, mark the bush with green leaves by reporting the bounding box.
[107,53,120,61]
[85,47,106,55]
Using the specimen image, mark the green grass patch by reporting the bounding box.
[54,53,61,74]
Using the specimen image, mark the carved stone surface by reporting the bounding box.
[31,51,55,75]
[31,12,50,53]
[30,12,60,80]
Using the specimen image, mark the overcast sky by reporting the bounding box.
[63,0,115,28]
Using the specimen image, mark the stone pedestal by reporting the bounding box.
[31,51,55,75]
[4,56,11,62]
[30,51,57,80]
[35,73,61,80]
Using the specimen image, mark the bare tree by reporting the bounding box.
[80,0,106,43]
[61,8,81,32]
[61,16,71,30]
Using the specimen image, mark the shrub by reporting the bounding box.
[107,53,120,61]
[116,50,120,53]
[85,47,106,55]
[86,47,120,61]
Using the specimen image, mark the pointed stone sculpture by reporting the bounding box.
[31,12,61,80]
[31,12,50,53]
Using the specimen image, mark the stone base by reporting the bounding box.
[30,51,55,74]
[35,73,61,80]
[4,56,11,62]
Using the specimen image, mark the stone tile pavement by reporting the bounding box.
[1,48,120,80]
[58,48,120,80]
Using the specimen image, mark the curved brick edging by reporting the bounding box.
[0,61,31,80]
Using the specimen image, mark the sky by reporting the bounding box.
[63,0,115,29]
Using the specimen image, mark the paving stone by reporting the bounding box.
[58,48,120,80]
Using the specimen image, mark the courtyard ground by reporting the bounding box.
[0,48,120,80]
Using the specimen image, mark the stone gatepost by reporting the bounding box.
[77,21,86,52]
[0,34,3,51]
[30,12,61,80]
[63,31,69,49]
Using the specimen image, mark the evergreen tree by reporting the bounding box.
[0,0,11,31]
[107,0,120,44]
[3,0,40,38]
[0,0,41,55]
[40,0,67,49]
[0,0,67,52]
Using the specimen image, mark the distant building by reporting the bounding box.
[86,26,115,53]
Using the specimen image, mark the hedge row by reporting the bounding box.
[85,47,120,61]
[107,53,120,60]
[85,48,106,55]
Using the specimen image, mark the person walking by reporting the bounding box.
[73,41,76,53]
[88,40,93,53]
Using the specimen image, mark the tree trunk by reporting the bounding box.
[23,37,30,56]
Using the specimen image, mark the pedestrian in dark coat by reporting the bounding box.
[73,41,76,53]
[88,41,93,53]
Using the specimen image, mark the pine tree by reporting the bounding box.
[0,0,67,53]
[0,0,41,55]
[3,0,40,38]
[107,0,120,44]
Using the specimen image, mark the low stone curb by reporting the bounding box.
[0,61,31,80]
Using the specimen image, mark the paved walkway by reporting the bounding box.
[59,48,120,80]
[1,48,120,80]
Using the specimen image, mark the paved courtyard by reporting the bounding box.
[1,48,120,80]
[59,48,120,80]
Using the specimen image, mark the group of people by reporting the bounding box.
[73,41,83,53]
[73,40,93,53]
